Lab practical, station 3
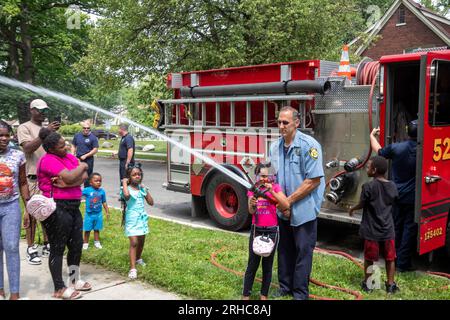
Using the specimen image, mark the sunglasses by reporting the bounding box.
[34,108,49,114]
[127,162,142,170]
[277,120,290,126]
[83,127,91,130]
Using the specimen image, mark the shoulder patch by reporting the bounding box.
[308,147,319,160]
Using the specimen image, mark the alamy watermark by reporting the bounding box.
[68,265,81,285]
[365,264,382,290]
[365,5,382,28]
[66,5,81,30]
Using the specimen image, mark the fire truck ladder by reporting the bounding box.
[160,94,314,129]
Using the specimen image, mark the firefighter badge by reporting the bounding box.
[309,147,319,160]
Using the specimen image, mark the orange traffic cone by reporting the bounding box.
[337,45,352,81]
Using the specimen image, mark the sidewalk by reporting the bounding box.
[2,240,181,300]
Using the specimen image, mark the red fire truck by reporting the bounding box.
[158,49,450,257]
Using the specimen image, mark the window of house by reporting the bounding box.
[397,7,406,25]
[429,60,450,126]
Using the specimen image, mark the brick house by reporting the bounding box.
[350,0,450,60]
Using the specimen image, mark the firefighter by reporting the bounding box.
[369,120,418,272]
[269,106,325,300]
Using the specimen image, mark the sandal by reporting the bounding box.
[56,287,82,300]
[73,280,92,291]
[128,269,137,279]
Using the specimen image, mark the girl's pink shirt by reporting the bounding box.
[247,183,281,227]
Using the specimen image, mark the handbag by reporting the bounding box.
[27,159,56,222]
[26,193,56,222]
[251,213,277,257]
[252,233,275,257]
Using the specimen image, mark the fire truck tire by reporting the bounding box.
[205,173,251,231]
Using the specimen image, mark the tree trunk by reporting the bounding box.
[17,3,34,123]
[4,21,30,124]
[6,24,21,80]
[20,4,33,84]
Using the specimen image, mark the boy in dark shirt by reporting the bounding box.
[349,156,400,294]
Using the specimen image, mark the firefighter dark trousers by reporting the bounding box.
[393,203,417,270]
[277,218,317,300]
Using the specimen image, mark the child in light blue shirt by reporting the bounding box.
[82,173,109,250]
[120,163,153,280]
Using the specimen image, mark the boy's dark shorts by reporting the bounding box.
[364,239,396,262]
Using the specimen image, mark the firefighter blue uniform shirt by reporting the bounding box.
[378,140,417,204]
[72,132,99,158]
[270,130,325,227]
[119,133,135,161]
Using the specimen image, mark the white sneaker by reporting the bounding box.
[128,269,137,279]
[136,259,146,266]
[82,243,89,250]
[94,241,102,249]
[32,243,42,257]
[26,246,42,265]
[42,244,50,257]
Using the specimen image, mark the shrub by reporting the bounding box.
[59,123,82,136]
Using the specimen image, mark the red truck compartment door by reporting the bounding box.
[416,52,450,255]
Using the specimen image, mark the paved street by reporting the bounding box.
[94,157,449,273]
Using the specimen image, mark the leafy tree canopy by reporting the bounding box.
[78,0,395,89]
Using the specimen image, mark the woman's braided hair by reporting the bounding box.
[39,128,62,153]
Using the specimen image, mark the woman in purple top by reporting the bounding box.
[0,121,30,300]
[242,162,289,300]
[37,128,92,299]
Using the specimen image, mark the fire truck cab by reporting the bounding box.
[159,49,450,257]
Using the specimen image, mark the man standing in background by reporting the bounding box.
[72,121,99,187]
[17,98,60,265]
[118,123,135,183]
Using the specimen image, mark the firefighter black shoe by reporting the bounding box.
[272,289,291,298]
[360,280,373,293]
[385,282,400,294]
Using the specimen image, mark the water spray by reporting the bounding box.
[0,76,253,190]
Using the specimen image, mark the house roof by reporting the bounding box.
[349,0,450,56]
[2,119,19,127]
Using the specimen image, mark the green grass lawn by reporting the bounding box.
[79,206,450,300]
[95,139,167,161]
[97,139,167,154]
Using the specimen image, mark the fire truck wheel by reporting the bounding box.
[205,173,251,231]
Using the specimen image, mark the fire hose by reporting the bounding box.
[326,60,380,188]
[210,245,449,300]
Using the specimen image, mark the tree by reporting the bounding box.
[119,73,171,129]
[419,0,450,17]
[77,0,373,90]
[0,0,103,122]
